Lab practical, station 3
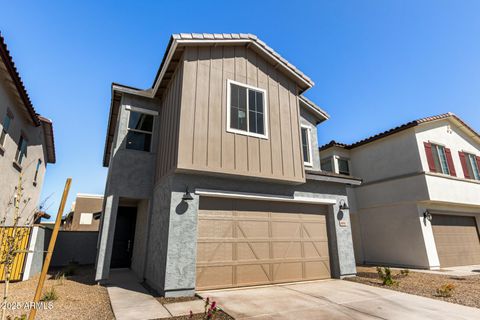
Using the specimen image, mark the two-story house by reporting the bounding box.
[0,33,56,225]
[320,113,480,270]
[64,193,103,231]
[95,33,361,297]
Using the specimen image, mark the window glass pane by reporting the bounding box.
[128,111,153,132]
[321,158,333,172]
[468,154,480,180]
[301,128,310,163]
[249,110,257,133]
[437,145,450,174]
[230,84,247,131]
[16,136,27,164]
[338,159,350,175]
[256,112,264,135]
[0,114,12,146]
[126,131,152,151]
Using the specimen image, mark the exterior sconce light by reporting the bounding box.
[182,187,194,201]
[423,210,432,222]
[339,199,350,210]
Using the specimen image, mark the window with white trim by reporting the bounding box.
[0,113,13,147]
[126,111,154,152]
[300,126,312,166]
[79,213,93,225]
[431,144,450,174]
[321,157,333,172]
[227,80,267,138]
[465,153,480,180]
[337,158,350,175]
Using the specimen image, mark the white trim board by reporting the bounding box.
[195,188,337,205]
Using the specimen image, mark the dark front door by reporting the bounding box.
[110,206,137,268]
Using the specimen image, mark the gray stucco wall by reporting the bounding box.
[144,172,356,297]
[27,226,49,279]
[300,108,321,171]
[131,199,150,279]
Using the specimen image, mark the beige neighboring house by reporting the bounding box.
[96,33,361,297]
[320,113,480,270]
[0,33,55,225]
[64,194,102,231]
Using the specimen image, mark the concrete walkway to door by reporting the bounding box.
[199,279,480,319]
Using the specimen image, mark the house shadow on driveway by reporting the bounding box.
[198,279,480,320]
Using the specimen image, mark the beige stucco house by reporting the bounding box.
[96,33,361,297]
[320,113,480,269]
[0,33,55,225]
[64,194,103,231]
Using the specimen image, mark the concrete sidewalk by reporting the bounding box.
[199,279,480,319]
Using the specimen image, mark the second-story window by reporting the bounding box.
[0,112,13,147]
[424,142,456,176]
[338,158,350,175]
[461,152,480,180]
[301,126,312,166]
[321,157,333,172]
[15,135,27,165]
[34,159,42,184]
[227,80,268,138]
[126,111,154,152]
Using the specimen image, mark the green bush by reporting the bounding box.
[40,287,58,302]
[400,269,410,276]
[376,267,397,286]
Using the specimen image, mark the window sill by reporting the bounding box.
[425,171,480,184]
[12,161,22,172]
[226,128,269,140]
[0,145,4,156]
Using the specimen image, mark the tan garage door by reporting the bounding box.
[196,197,331,290]
[431,215,480,267]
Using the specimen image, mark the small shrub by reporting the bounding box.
[62,261,79,276]
[376,267,397,286]
[436,284,455,297]
[400,269,410,276]
[191,297,221,319]
[54,271,66,285]
[7,315,27,320]
[40,287,58,302]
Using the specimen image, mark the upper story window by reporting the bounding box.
[34,159,42,184]
[424,142,456,176]
[338,158,350,175]
[227,80,268,139]
[321,157,333,172]
[300,126,312,166]
[15,135,28,165]
[126,110,154,152]
[0,112,13,147]
[460,152,480,180]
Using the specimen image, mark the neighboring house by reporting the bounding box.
[64,193,102,231]
[96,33,361,297]
[320,113,480,269]
[0,33,56,225]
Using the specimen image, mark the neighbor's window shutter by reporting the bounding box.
[476,156,480,175]
[458,151,470,179]
[444,148,456,176]
[424,142,436,172]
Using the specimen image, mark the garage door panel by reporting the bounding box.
[196,197,331,290]
[431,214,480,267]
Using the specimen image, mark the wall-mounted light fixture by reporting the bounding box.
[182,187,194,201]
[339,199,350,210]
[423,210,432,222]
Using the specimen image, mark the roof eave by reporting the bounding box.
[38,116,56,164]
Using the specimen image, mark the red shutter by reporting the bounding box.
[424,142,436,172]
[476,156,480,175]
[458,151,470,179]
[444,148,456,176]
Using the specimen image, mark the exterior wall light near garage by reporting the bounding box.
[182,187,194,201]
[339,199,350,210]
[423,210,433,222]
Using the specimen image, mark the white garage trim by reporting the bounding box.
[194,188,337,205]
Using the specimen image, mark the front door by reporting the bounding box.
[111,206,137,268]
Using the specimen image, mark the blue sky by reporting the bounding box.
[1,1,479,217]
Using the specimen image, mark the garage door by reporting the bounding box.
[196,197,331,290]
[431,215,480,267]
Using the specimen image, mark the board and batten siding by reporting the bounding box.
[155,62,183,181]
[176,45,305,183]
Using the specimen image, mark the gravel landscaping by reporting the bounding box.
[347,266,480,309]
[154,295,234,319]
[1,266,114,320]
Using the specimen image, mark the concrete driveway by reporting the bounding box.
[198,279,480,319]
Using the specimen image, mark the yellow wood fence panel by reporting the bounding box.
[0,227,31,281]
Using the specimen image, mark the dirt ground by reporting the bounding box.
[347,266,480,309]
[1,266,114,320]
[155,295,234,319]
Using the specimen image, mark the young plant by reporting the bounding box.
[40,287,58,302]
[190,297,221,319]
[435,284,455,297]
[400,269,410,276]
[376,266,396,286]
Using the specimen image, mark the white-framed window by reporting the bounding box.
[79,213,93,225]
[0,112,13,147]
[300,125,312,166]
[126,108,154,152]
[465,153,480,180]
[321,157,333,172]
[15,135,27,165]
[431,144,450,175]
[227,79,268,139]
[337,157,350,175]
